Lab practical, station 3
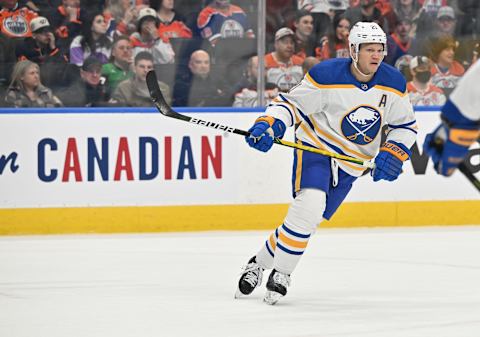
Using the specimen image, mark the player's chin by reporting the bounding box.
[369,63,381,72]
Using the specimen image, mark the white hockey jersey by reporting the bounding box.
[265,58,417,176]
[443,60,480,122]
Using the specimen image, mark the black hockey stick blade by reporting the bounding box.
[146,70,189,122]
[458,163,480,192]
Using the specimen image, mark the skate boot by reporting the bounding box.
[264,269,291,305]
[235,256,264,298]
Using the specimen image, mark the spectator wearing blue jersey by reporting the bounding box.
[196,0,255,46]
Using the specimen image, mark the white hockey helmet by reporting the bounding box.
[348,22,387,57]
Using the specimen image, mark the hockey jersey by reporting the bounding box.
[430,61,465,97]
[443,60,480,122]
[197,5,254,43]
[0,6,38,38]
[407,81,446,106]
[265,58,417,176]
[265,53,304,92]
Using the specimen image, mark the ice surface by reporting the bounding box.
[1,226,480,337]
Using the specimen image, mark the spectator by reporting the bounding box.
[70,11,113,66]
[345,0,389,32]
[101,35,134,91]
[173,49,231,106]
[317,15,351,60]
[112,51,171,106]
[385,16,415,65]
[429,35,465,97]
[392,0,422,23]
[292,10,315,60]
[50,0,84,51]
[57,56,111,106]
[297,0,342,43]
[130,7,175,65]
[151,0,192,39]
[407,55,446,106]
[15,16,77,90]
[265,27,304,92]
[5,60,63,107]
[302,55,320,74]
[233,55,279,107]
[394,53,414,81]
[435,6,457,37]
[197,0,255,46]
[0,0,38,39]
[104,0,145,37]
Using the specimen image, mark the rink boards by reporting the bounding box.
[0,108,479,234]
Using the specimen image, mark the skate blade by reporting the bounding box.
[234,289,243,299]
[263,290,283,305]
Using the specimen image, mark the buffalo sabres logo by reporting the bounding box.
[341,106,381,145]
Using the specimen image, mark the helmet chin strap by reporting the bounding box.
[351,50,372,78]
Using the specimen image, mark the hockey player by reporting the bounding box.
[236,22,417,305]
[423,60,480,177]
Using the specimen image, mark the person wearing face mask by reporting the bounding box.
[407,55,446,106]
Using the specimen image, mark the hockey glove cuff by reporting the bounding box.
[246,116,286,152]
[373,141,411,182]
[424,124,480,176]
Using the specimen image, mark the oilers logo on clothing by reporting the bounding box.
[341,106,382,145]
[265,58,417,177]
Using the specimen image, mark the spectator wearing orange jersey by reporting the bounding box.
[151,0,192,40]
[407,55,446,106]
[0,0,38,38]
[265,27,304,92]
[429,35,465,97]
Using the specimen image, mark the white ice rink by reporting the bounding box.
[1,226,480,337]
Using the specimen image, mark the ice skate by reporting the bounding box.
[235,256,264,298]
[264,269,290,305]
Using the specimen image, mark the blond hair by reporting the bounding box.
[9,60,40,90]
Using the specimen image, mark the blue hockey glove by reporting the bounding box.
[373,141,411,182]
[246,116,286,152]
[424,124,480,176]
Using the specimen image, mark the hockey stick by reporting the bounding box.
[458,163,480,192]
[146,71,375,169]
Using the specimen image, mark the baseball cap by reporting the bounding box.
[137,7,158,23]
[30,16,51,33]
[437,6,455,20]
[410,56,430,70]
[82,56,102,72]
[275,27,295,41]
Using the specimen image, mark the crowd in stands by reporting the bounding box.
[1,0,480,108]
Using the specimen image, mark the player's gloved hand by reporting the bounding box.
[373,141,411,182]
[246,116,286,152]
[424,124,479,176]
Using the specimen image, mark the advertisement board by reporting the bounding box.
[0,109,478,234]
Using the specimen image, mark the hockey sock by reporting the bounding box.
[273,223,311,274]
[255,226,280,269]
